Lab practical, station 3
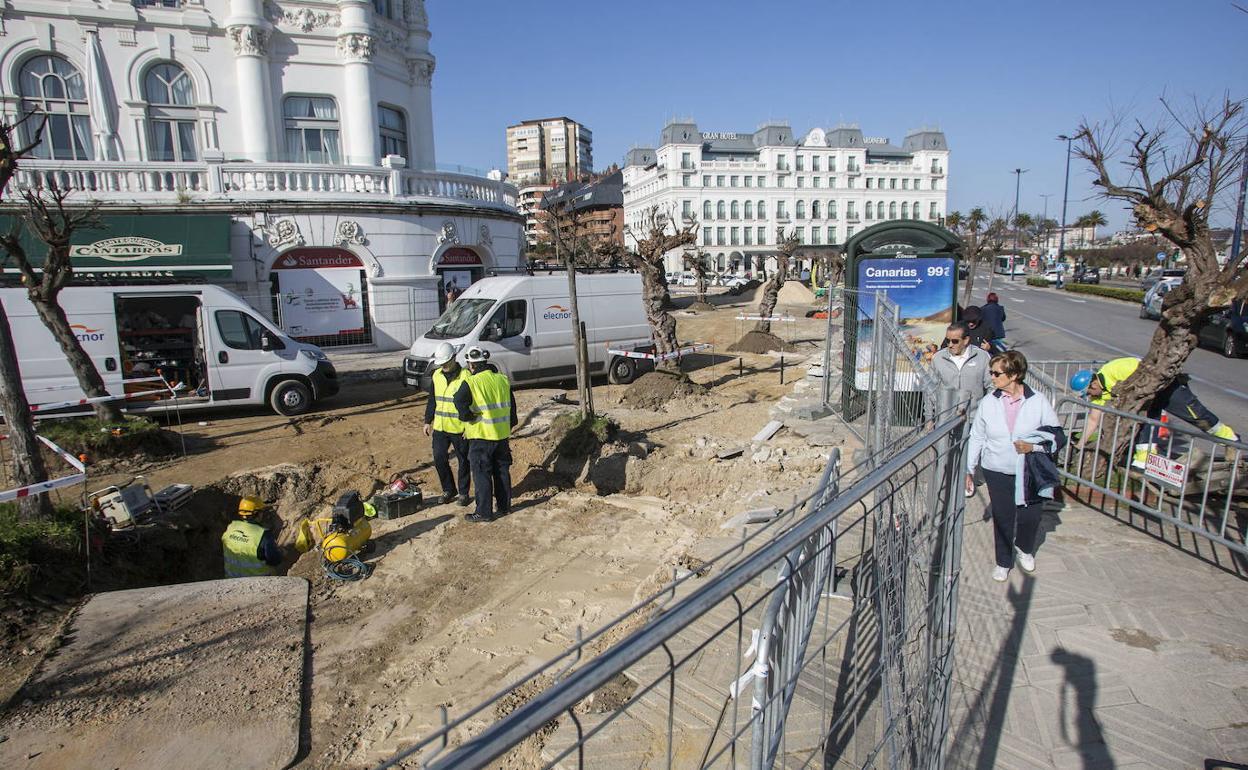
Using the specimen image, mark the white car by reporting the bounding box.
[1140,277,1183,320]
[1042,270,1061,284]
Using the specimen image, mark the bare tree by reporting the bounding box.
[683,248,711,304]
[624,206,698,372]
[946,208,1008,307]
[1076,96,1247,415]
[0,114,53,519]
[540,203,597,417]
[755,230,801,335]
[0,185,124,423]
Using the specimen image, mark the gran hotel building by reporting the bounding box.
[622,120,949,275]
[0,0,522,350]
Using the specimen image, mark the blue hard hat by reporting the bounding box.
[1069,370,1093,392]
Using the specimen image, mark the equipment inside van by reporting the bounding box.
[404,271,653,389]
[1,282,338,417]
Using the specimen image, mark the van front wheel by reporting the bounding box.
[608,356,637,385]
[271,380,312,416]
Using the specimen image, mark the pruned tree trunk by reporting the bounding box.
[0,297,52,520]
[625,206,698,374]
[755,234,798,335]
[29,291,124,423]
[639,258,681,372]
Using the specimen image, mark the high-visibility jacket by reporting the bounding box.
[222,519,275,578]
[1092,357,1140,405]
[431,367,469,434]
[464,370,512,441]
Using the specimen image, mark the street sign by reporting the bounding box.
[1029,256,1038,268]
[1144,453,1187,489]
[1156,251,1167,262]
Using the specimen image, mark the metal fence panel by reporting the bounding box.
[235,286,442,350]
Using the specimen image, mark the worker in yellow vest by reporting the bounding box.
[222,496,283,577]
[453,346,518,523]
[423,342,471,506]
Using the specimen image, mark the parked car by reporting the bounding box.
[677,272,698,287]
[1072,267,1100,284]
[1140,277,1184,320]
[1140,267,1186,291]
[1042,270,1061,284]
[1198,306,1248,358]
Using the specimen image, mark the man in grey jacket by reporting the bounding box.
[931,322,992,415]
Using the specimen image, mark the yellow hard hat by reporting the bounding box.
[238,496,268,517]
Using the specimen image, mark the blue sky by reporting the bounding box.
[429,1,1247,233]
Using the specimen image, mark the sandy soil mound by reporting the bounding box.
[619,371,708,410]
[777,280,816,306]
[686,301,717,312]
[727,330,800,354]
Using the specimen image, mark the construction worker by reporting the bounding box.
[222,496,283,577]
[454,346,517,523]
[1071,357,1239,465]
[423,341,471,506]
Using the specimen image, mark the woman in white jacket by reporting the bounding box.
[966,350,1059,582]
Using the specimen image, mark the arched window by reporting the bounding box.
[142,62,198,161]
[914,201,921,220]
[284,96,341,164]
[744,200,753,219]
[865,200,873,220]
[888,201,897,220]
[811,200,821,219]
[716,200,726,219]
[378,105,408,159]
[703,200,712,220]
[730,200,740,219]
[876,201,885,219]
[828,200,837,219]
[18,55,91,160]
[796,200,806,219]
[901,202,909,219]
[757,200,766,219]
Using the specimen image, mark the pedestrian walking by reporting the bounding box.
[222,496,284,577]
[980,292,1007,344]
[931,321,993,417]
[454,346,517,523]
[423,342,471,506]
[966,351,1063,582]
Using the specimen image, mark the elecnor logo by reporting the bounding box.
[71,324,106,343]
[70,237,183,262]
[542,304,572,320]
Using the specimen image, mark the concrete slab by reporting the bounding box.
[0,577,308,770]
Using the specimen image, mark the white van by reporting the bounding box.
[1,283,338,416]
[403,272,653,388]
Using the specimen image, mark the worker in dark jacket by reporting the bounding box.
[222,497,283,577]
[453,346,518,523]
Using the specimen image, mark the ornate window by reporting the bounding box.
[744,200,753,219]
[828,200,837,219]
[889,201,897,219]
[865,201,874,220]
[143,62,198,161]
[901,202,909,219]
[716,200,726,219]
[757,200,766,219]
[811,200,821,219]
[284,96,341,164]
[18,55,92,160]
[703,200,712,220]
[730,200,740,219]
[876,201,885,219]
[378,105,408,159]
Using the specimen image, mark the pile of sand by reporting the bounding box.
[619,371,709,410]
[727,330,800,354]
[686,300,717,312]
[776,280,817,306]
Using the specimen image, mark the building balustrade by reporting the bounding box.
[13,159,518,210]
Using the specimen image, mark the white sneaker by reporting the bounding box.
[992,566,1009,582]
[1016,550,1036,574]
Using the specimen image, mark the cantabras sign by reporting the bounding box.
[70,237,184,262]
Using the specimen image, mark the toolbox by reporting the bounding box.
[371,489,423,520]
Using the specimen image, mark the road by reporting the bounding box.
[969,279,1248,431]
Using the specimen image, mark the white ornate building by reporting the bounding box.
[0,0,522,350]
[622,120,949,275]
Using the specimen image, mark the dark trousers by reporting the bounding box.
[468,438,512,518]
[982,468,1044,568]
[1147,378,1220,432]
[431,430,470,498]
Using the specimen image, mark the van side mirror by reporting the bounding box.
[260,335,273,351]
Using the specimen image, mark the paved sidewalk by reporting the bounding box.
[947,490,1248,769]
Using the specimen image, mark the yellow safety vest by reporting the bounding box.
[1092,357,1140,405]
[431,367,468,434]
[464,370,512,441]
[222,519,275,578]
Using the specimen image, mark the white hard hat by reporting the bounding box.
[464,346,489,363]
[431,342,456,366]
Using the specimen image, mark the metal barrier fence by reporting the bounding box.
[377,406,968,770]
[236,286,443,350]
[1026,359,1105,411]
[1054,396,1248,559]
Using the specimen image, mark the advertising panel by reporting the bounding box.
[271,249,368,341]
[854,256,956,390]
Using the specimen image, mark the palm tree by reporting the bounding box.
[1013,212,1034,247]
[1085,209,1107,243]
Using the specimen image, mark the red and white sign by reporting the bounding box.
[1144,453,1187,488]
[438,247,482,266]
[272,248,364,270]
[1029,256,1039,269]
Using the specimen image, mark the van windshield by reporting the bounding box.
[426,298,495,340]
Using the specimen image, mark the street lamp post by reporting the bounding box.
[1039,193,1053,263]
[1011,168,1028,280]
[1057,134,1074,269]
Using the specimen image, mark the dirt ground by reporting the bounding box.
[1,288,836,768]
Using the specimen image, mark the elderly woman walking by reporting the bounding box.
[966,350,1063,582]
